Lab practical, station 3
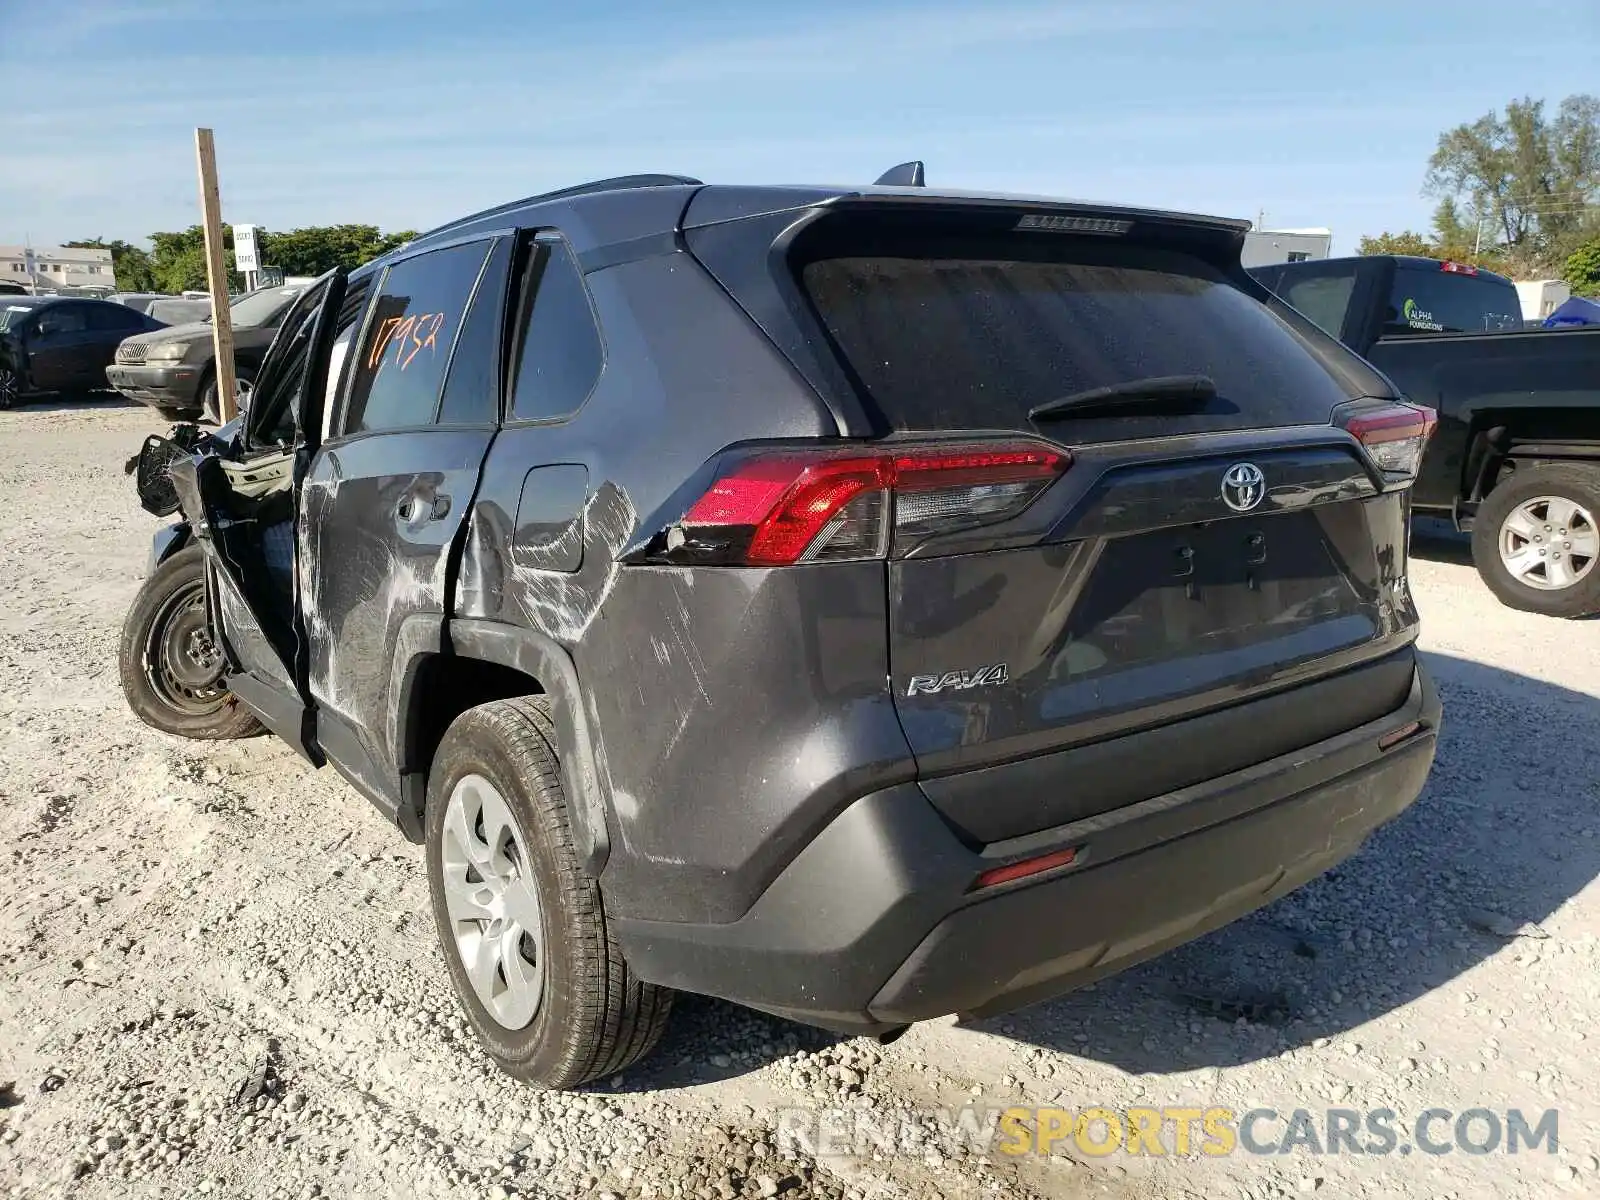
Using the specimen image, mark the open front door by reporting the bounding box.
[166,269,348,759]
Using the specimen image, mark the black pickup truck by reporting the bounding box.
[1252,254,1600,617]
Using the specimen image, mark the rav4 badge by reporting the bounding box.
[905,664,1010,697]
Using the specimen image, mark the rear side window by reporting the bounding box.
[509,238,603,423]
[42,305,88,335]
[1384,265,1522,335]
[1278,270,1357,338]
[89,304,144,332]
[438,238,512,426]
[342,241,491,434]
[798,236,1361,435]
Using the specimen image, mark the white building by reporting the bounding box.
[1241,228,1333,269]
[0,244,117,294]
[1514,279,1570,323]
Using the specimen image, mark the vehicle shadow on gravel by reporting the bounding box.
[8,393,146,415]
[614,994,847,1092]
[966,649,1600,1072]
[1409,519,1475,567]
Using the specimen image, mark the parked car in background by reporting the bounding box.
[0,280,30,297]
[108,292,169,314]
[1252,254,1600,617]
[121,172,1440,1088]
[105,283,307,421]
[1,295,164,409]
[147,297,212,325]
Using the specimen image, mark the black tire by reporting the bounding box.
[118,545,264,739]
[199,369,254,425]
[1471,462,1600,618]
[425,697,674,1089]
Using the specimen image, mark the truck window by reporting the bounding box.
[1279,269,1358,338]
[1384,265,1523,335]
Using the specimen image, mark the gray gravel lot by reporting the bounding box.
[1,401,1597,1200]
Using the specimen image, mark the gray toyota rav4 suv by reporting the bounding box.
[120,170,1441,1089]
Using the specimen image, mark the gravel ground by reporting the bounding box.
[1,400,1597,1200]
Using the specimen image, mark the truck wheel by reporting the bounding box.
[1471,463,1600,618]
[118,545,265,739]
[425,697,674,1089]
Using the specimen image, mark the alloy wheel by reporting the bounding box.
[1498,495,1599,591]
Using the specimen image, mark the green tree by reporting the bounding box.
[147,226,240,294]
[1566,236,1600,298]
[63,237,157,291]
[256,224,418,275]
[1358,231,1435,257]
[1425,94,1600,273]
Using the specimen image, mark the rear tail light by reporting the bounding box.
[1336,402,1437,484]
[669,441,1069,566]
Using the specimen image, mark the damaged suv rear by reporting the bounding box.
[120,171,1440,1089]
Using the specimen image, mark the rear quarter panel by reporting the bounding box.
[456,248,893,923]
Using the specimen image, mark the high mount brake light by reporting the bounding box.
[674,442,1069,566]
[1337,402,1437,483]
[1439,261,1478,275]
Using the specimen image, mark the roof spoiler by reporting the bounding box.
[874,161,926,187]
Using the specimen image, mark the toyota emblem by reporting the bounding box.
[1221,462,1266,513]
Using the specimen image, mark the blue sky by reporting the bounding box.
[1,0,1595,252]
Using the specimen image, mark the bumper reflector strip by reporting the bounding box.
[973,846,1079,891]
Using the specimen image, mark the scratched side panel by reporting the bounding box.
[302,428,492,787]
[573,562,913,924]
[455,249,905,923]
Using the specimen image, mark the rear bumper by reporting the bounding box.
[613,661,1440,1032]
[106,364,202,409]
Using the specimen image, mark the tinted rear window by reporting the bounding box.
[1385,265,1522,334]
[799,237,1363,435]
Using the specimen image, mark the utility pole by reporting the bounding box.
[194,128,239,424]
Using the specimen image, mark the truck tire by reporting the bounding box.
[1471,462,1600,618]
[119,545,265,739]
[425,696,673,1089]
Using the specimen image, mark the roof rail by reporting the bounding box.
[874,161,925,187]
[413,173,704,243]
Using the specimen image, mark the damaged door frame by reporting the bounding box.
[184,269,350,761]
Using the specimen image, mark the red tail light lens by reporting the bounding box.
[673,441,1069,566]
[1440,260,1478,275]
[1337,402,1437,483]
[973,846,1080,891]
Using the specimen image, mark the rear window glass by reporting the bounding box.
[799,238,1362,434]
[1385,266,1522,335]
[1278,270,1358,337]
